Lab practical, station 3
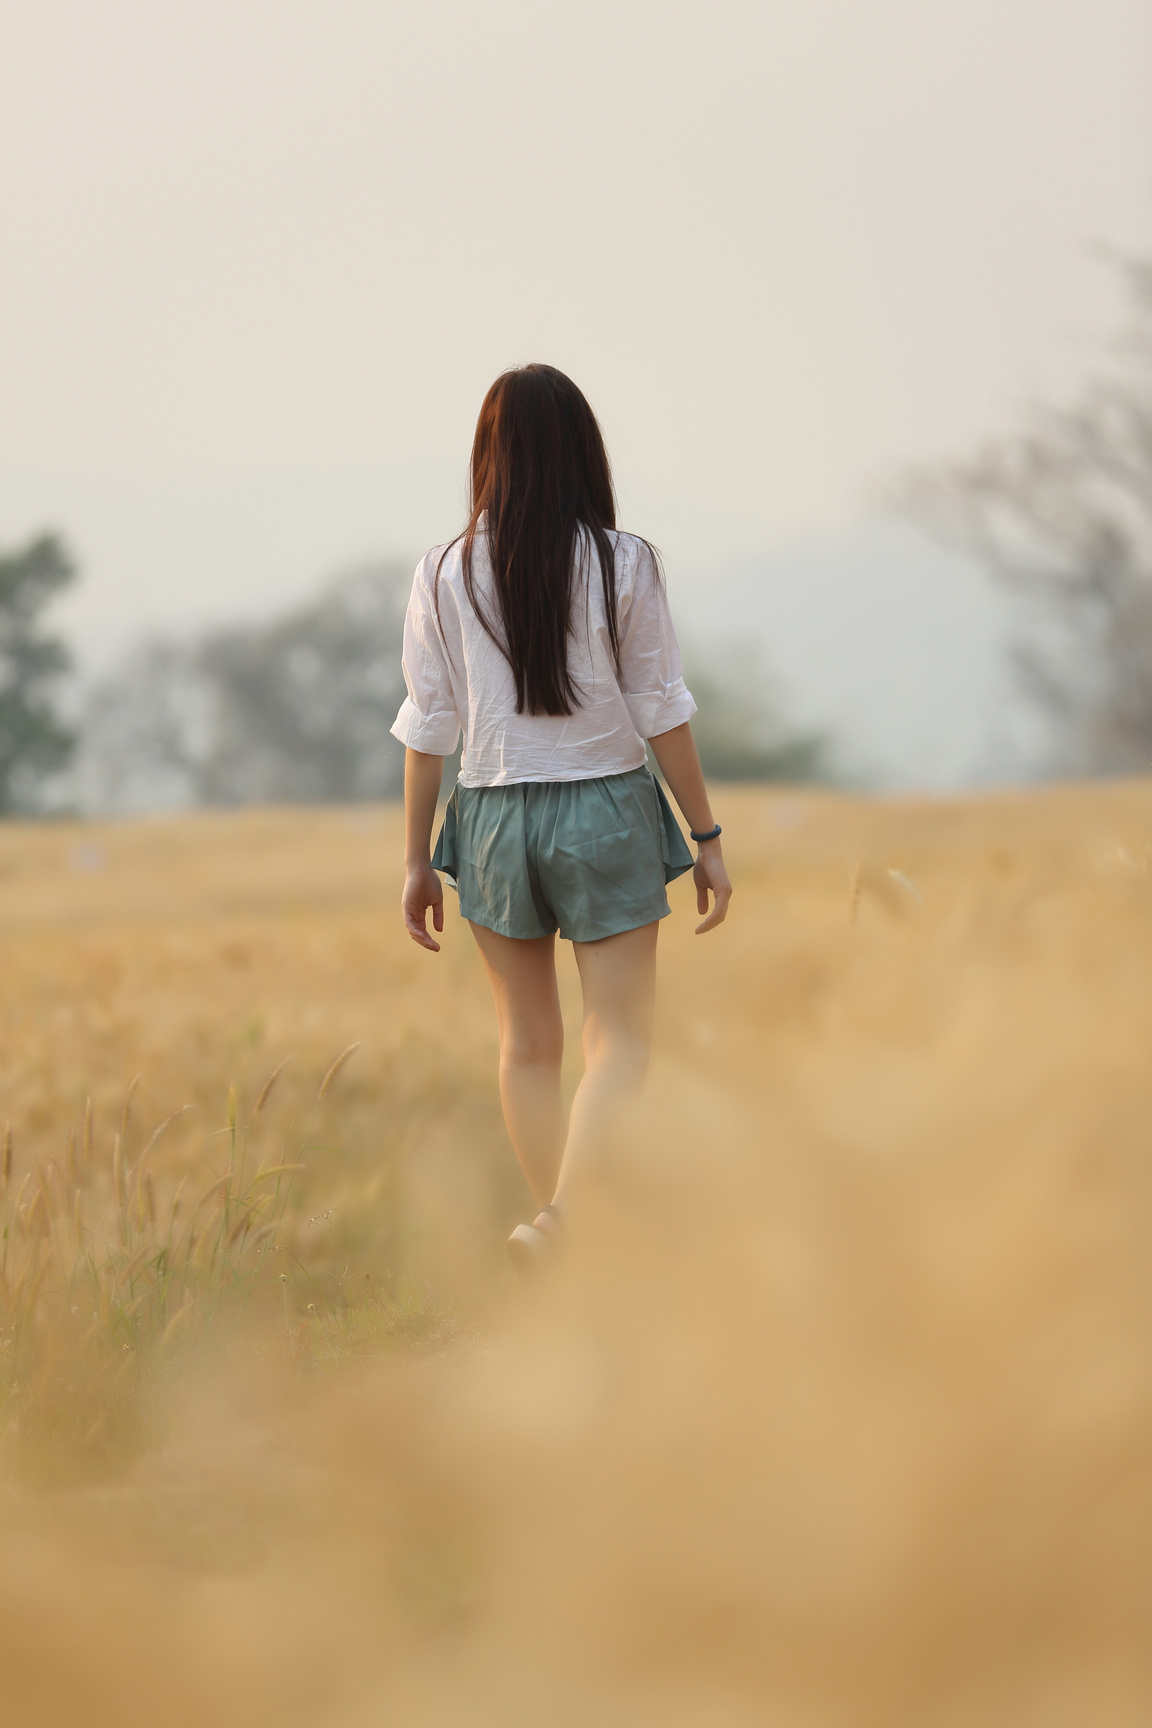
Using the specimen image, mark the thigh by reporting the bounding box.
[572,920,659,1042]
[469,922,563,1058]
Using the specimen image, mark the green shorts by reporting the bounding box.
[432,766,695,943]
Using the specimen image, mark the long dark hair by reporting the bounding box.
[445,364,621,717]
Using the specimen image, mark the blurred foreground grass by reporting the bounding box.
[1,785,1151,1726]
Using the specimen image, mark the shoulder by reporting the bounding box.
[608,530,662,595]
[411,536,466,599]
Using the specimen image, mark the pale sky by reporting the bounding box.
[1,0,1149,782]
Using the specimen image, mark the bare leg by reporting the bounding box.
[551,921,659,1217]
[468,923,566,1206]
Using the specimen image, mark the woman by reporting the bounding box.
[392,364,731,1266]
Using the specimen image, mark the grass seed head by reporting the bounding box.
[36,1160,57,1215]
[168,1174,188,1231]
[192,1173,232,1215]
[137,1105,192,1166]
[113,1134,126,1210]
[250,1163,306,1187]
[227,1083,237,1131]
[82,1096,93,1165]
[47,1160,65,1214]
[1,1124,11,1191]
[130,1172,146,1233]
[143,1173,156,1231]
[66,1128,79,1189]
[317,1041,361,1102]
[120,1074,140,1140]
[253,1056,291,1117]
[192,1226,217,1271]
[227,1208,252,1247]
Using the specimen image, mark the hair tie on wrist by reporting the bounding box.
[690,824,722,843]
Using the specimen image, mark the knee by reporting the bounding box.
[583,1025,650,1083]
[500,1021,564,1068]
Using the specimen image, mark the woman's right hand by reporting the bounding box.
[693,842,732,934]
[402,863,445,951]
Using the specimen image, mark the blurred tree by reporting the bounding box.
[900,254,1152,775]
[79,563,409,812]
[79,639,207,814]
[195,563,410,802]
[681,646,833,782]
[0,533,77,813]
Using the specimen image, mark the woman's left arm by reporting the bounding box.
[648,721,733,935]
[402,748,447,951]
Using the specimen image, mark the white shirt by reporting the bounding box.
[390,526,697,787]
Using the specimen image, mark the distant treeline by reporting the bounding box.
[0,544,834,816]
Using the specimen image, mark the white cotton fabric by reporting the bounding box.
[390,525,697,787]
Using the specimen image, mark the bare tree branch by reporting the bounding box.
[895,251,1152,775]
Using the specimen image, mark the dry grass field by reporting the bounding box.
[1,781,1151,1726]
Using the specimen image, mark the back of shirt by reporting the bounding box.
[391,526,696,787]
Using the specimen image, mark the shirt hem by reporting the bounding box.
[455,756,649,790]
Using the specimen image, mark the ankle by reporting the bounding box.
[533,1203,563,1244]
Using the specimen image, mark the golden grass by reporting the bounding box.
[1,783,1151,1725]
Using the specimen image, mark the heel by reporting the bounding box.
[506,1220,561,1274]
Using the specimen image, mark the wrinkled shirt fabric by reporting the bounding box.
[390,527,697,787]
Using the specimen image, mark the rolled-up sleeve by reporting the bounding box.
[390,558,463,755]
[617,543,697,739]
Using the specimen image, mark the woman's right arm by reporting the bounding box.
[402,748,447,951]
[391,557,463,953]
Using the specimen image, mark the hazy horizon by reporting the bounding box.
[2,0,1149,785]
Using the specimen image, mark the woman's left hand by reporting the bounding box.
[402,863,445,951]
[693,842,732,934]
